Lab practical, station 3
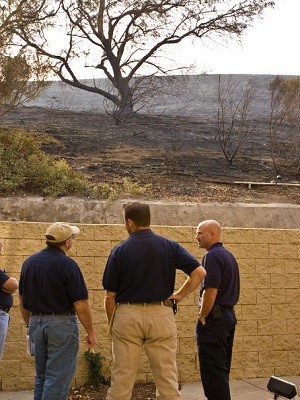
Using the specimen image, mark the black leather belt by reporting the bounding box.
[0,306,10,313]
[31,312,75,316]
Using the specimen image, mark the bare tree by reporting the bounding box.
[214,75,259,165]
[268,76,300,175]
[7,0,274,121]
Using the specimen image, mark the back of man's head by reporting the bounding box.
[124,202,151,227]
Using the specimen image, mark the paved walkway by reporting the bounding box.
[181,376,300,400]
[0,376,298,399]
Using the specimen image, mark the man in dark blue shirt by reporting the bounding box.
[19,222,96,400]
[195,220,240,400]
[103,202,206,400]
[0,242,18,360]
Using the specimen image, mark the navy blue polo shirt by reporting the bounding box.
[19,246,88,313]
[201,242,240,307]
[102,229,200,303]
[0,270,13,308]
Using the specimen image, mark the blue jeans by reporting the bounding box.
[0,311,9,359]
[29,315,79,400]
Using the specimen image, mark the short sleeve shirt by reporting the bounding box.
[19,246,88,313]
[201,242,240,307]
[102,229,200,303]
[0,270,13,308]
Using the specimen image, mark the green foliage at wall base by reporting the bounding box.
[83,349,109,388]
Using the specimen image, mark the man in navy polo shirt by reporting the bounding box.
[103,202,206,400]
[19,222,96,400]
[0,242,19,360]
[195,220,240,400]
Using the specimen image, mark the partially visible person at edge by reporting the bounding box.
[19,222,96,400]
[0,242,19,360]
[102,202,206,400]
[195,220,240,400]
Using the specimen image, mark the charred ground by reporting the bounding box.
[1,106,299,204]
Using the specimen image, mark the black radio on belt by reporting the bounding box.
[163,299,177,315]
[169,299,177,315]
[211,304,222,319]
[171,299,177,315]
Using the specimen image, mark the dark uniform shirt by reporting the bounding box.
[102,229,200,303]
[0,270,13,309]
[19,246,88,313]
[200,242,240,307]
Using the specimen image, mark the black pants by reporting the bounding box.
[196,309,236,400]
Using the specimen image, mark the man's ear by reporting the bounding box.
[126,219,138,231]
[65,238,72,250]
[126,218,133,227]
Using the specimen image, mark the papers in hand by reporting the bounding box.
[26,335,35,356]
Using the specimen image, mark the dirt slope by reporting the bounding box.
[1,106,299,207]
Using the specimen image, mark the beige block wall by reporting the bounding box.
[0,221,299,390]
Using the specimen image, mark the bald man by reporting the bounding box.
[195,220,240,400]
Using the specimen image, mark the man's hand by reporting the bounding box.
[85,332,97,348]
[198,313,206,325]
[74,299,96,348]
[171,266,206,303]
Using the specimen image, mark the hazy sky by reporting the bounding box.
[185,0,300,76]
[56,0,299,78]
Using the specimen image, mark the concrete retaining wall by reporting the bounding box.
[0,197,299,228]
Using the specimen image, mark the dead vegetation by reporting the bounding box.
[1,106,299,204]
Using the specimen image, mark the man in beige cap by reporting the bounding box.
[19,222,96,400]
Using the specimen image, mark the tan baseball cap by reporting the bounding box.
[45,222,80,243]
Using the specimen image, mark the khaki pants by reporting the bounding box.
[106,303,181,400]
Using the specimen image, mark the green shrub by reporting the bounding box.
[0,128,87,197]
[0,127,153,200]
[121,177,152,196]
[83,349,109,388]
[90,183,117,201]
